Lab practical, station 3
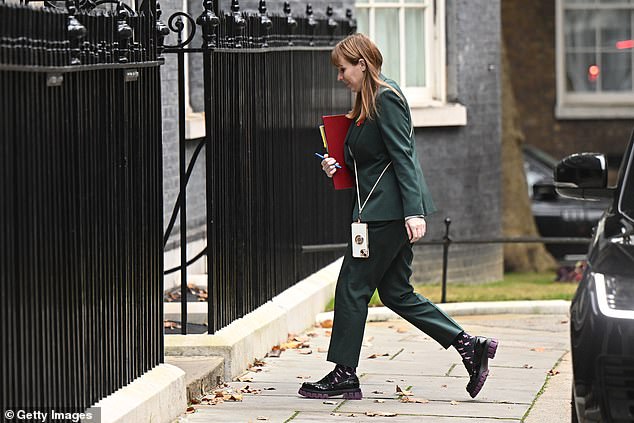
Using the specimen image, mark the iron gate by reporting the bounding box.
[162,0,356,333]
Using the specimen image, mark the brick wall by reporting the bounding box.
[411,0,503,284]
[502,0,634,165]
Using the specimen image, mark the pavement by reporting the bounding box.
[174,311,572,423]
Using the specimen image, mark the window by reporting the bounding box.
[557,0,634,118]
[355,0,444,107]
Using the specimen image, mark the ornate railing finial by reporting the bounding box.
[257,0,272,47]
[66,0,87,65]
[196,0,219,49]
[326,5,337,45]
[229,0,246,48]
[345,8,357,35]
[116,2,133,63]
[306,3,317,47]
[283,1,297,46]
[155,2,170,57]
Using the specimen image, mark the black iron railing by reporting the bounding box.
[161,0,355,333]
[302,217,593,303]
[1,0,164,412]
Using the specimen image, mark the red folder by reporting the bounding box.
[322,114,354,190]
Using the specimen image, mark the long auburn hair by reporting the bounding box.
[331,33,400,122]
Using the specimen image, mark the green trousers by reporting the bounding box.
[327,220,464,368]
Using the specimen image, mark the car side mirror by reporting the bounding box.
[532,182,558,201]
[554,153,614,200]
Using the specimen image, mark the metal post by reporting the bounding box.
[176,16,188,334]
[441,217,451,304]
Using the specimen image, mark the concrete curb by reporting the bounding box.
[91,363,187,423]
[164,257,343,379]
[316,299,571,323]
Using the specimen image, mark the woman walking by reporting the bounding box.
[298,33,498,400]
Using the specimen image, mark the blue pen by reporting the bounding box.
[314,152,342,168]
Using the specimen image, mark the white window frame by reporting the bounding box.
[556,0,634,119]
[354,0,465,126]
[355,0,444,107]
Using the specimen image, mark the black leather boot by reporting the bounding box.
[298,370,362,400]
[464,336,498,398]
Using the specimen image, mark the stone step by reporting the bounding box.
[165,356,224,402]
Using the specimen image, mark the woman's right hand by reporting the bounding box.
[321,154,339,178]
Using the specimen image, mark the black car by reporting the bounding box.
[524,145,609,260]
[554,137,634,423]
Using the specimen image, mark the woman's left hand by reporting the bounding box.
[405,217,426,243]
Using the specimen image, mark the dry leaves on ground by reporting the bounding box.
[450,400,459,405]
[395,385,413,397]
[400,397,429,404]
[199,386,244,405]
[319,319,334,328]
[547,369,561,376]
[523,364,534,369]
[163,320,181,329]
[367,353,389,359]
[366,411,397,417]
[240,385,261,395]
[185,406,196,414]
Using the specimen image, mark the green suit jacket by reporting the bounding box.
[344,75,437,222]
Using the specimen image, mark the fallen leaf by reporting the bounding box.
[237,376,253,382]
[296,375,312,379]
[279,341,304,350]
[396,327,409,333]
[386,379,395,383]
[324,330,332,337]
[561,320,569,324]
[163,320,181,329]
[253,359,266,367]
[367,412,397,417]
[374,399,385,403]
[366,336,375,342]
[240,385,261,394]
[267,349,282,358]
[317,347,328,353]
[395,385,413,396]
[186,406,196,414]
[531,347,546,352]
[523,364,534,369]
[263,387,276,390]
[298,349,313,355]
[547,369,560,376]
[306,331,319,337]
[190,398,200,405]
[372,390,385,394]
[400,397,429,404]
[323,400,338,405]
[367,353,389,359]
[256,417,269,421]
[320,320,333,328]
[226,393,242,401]
[450,400,459,405]
[441,384,448,388]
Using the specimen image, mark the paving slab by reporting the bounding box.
[174,313,570,423]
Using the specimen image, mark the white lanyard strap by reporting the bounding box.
[353,159,392,221]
